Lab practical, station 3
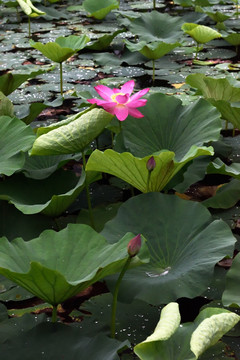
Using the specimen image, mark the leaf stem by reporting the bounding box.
[28,16,31,39]
[111,256,132,338]
[153,0,156,9]
[82,151,95,230]
[60,62,63,96]
[152,60,155,84]
[52,305,57,323]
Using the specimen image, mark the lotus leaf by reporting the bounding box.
[223,33,240,46]
[0,169,99,216]
[0,67,54,96]
[116,93,221,161]
[134,305,239,360]
[203,179,240,209]
[86,147,213,193]
[207,158,240,179]
[128,11,183,43]
[30,108,113,156]
[101,193,236,304]
[30,35,90,63]
[0,224,148,305]
[83,0,119,20]
[181,23,222,44]
[125,40,181,60]
[86,29,125,51]
[222,253,240,307]
[186,73,240,128]
[0,116,35,176]
[0,91,14,117]
[0,318,128,360]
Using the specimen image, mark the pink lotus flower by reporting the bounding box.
[87,80,150,121]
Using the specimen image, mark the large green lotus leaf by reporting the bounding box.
[22,153,80,179]
[86,147,213,193]
[0,92,14,117]
[101,193,236,304]
[224,33,240,46]
[128,11,183,43]
[196,7,231,23]
[86,29,125,51]
[0,224,147,305]
[0,116,35,176]
[0,318,127,360]
[186,74,240,127]
[210,100,240,129]
[83,0,119,20]
[125,40,180,60]
[134,306,239,360]
[186,73,240,102]
[0,201,54,241]
[30,108,113,156]
[207,158,240,180]
[0,67,54,96]
[0,169,99,216]
[203,179,240,209]
[222,253,240,307]
[118,93,221,161]
[30,35,90,63]
[181,23,221,43]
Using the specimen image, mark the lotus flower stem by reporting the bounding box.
[152,60,155,84]
[82,151,95,230]
[146,171,151,192]
[60,62,63,96]
[52,305,58,323]
[28,17,31,39]
[111,256,132,338]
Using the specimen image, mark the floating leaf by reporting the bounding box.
[0,225,148,305]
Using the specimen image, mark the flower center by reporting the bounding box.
[111,92,125,103]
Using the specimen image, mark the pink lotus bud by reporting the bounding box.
[127,234,142,257]
[146,156,156,172]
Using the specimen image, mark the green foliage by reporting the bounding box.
[83,0,119,20]
[0,225,149,305]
